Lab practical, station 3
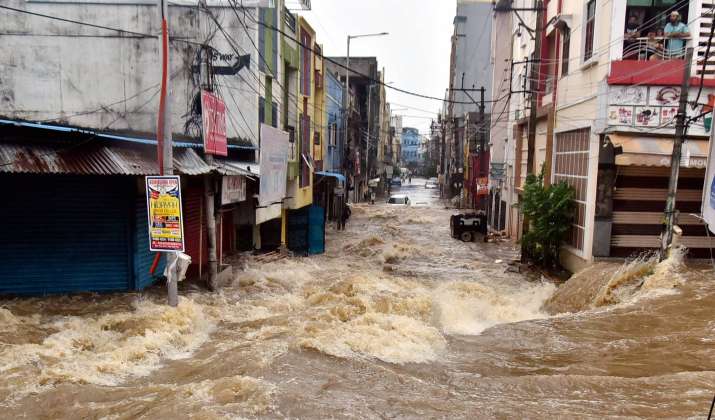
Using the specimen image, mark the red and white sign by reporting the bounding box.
[201,90,228,156]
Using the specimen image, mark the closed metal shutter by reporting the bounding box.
[133,196,166,290]
[0,174,133,295]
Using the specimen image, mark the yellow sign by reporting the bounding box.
[145,176,185,252]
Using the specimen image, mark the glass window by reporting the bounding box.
[584,0,596,61]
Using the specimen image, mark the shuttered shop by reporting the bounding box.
[611,166,715,257]
[0,174,134,295]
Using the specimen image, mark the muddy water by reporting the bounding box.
[1,180,714,418]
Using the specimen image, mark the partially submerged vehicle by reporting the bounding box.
[450,212,487,242]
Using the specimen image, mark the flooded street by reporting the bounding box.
[1,179,714,419]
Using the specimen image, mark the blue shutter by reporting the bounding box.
[307,205,325,255]
[133,196,166,290]
[0,175,133,295]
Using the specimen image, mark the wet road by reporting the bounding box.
[1,178,714,418]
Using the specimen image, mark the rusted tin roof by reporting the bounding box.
[0,142,241,176]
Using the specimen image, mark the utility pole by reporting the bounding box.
[525,0,543,177]
[478,86,486,214]
[521,0,543,263]
[157,0,178,307]
[202,47,219,291]
[661,47,694,260]
[366,84,373,184]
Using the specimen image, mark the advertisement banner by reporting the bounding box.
[145,176,185,252]
[257,124,289,224]
[201,90,228,156]
[221,175,246,205]
[703,111,715,234]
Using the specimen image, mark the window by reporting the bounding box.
[300,29,312,96]
[553,128,590,251]
[584,0,596,62]
[300,114,311,187]
[259,97,265,124]
[561,27,571,76]
[271,101,278,128]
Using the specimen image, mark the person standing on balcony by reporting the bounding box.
[624,15,641,59]
[664,11,689,58]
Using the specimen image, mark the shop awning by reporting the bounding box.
[0,141,251,176]
[315,171,346,183]
[214,160,260,178]
[606,134,709,169]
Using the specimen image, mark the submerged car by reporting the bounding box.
[425,177,438,189]
[390,177,402,187]
[387,194,410,205]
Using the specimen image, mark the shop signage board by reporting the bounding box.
[256,124,289,224]
[221,175,246,205]
[201,90,228,156]
[703,111,715,234]
[146,176,185,252]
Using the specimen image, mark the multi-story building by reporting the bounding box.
[391,115,404,166]
[444,0,494,206]
[325,56,380,202]
[495,0,715,271]
[401,127,422,164]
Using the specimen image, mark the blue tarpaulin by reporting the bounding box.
[315,171,346,183]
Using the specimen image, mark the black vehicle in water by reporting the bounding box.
[450,212,487,242]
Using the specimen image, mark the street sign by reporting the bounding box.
[201,90,227,156]
[146,176,185,252]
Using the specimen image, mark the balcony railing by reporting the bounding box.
[622,36,690,61]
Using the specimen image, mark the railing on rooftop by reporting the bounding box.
[284,7,296,32]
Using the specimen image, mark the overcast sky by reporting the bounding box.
[297,1,455,136]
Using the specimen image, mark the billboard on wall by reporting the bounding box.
[201,90,228,156]
[221,175,246,205]
[703,111,715,234]
[256,124,289,224]
[145,176,185,252]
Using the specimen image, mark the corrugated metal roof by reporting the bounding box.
[0,119,258,150]
[215,160,260,177]
[0,142,226,176]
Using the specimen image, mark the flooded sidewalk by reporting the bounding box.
[1,192,714,418]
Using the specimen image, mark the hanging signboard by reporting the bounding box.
[703,111,715,234]
[221,175,246,205]
[201,90,228,156]
[145,176,185,252]
[256,124,289,224]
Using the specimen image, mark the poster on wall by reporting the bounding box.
[145,176,185,252]
[608,85,647,105]
[703,111,715,234]
[201,90,228,156]
[221,175,246,205]
[648,86,680,106]
[608,106,634,126]
[256,124,289,224]
[634,106,660,127]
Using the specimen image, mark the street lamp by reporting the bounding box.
[342,32,388,201]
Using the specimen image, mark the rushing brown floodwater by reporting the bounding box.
[1,181,714,419]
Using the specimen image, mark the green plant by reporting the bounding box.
[520,169,575,268]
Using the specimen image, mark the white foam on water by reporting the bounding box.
[0,297,214,402]
[433,281,556,335]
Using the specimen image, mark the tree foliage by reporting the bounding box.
[520,169,575,268]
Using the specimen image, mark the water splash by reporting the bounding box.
[433,281,555,335]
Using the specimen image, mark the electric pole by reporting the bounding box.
[661,47,694,260]
[525,0,543,177]
[157,0,178,307]
[202,47,219,291]
[521,0,543,263]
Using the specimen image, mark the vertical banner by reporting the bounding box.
[201,90,228,156]
[703,111,715,233]
[256,124,289,224]
[146,176,185,252]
